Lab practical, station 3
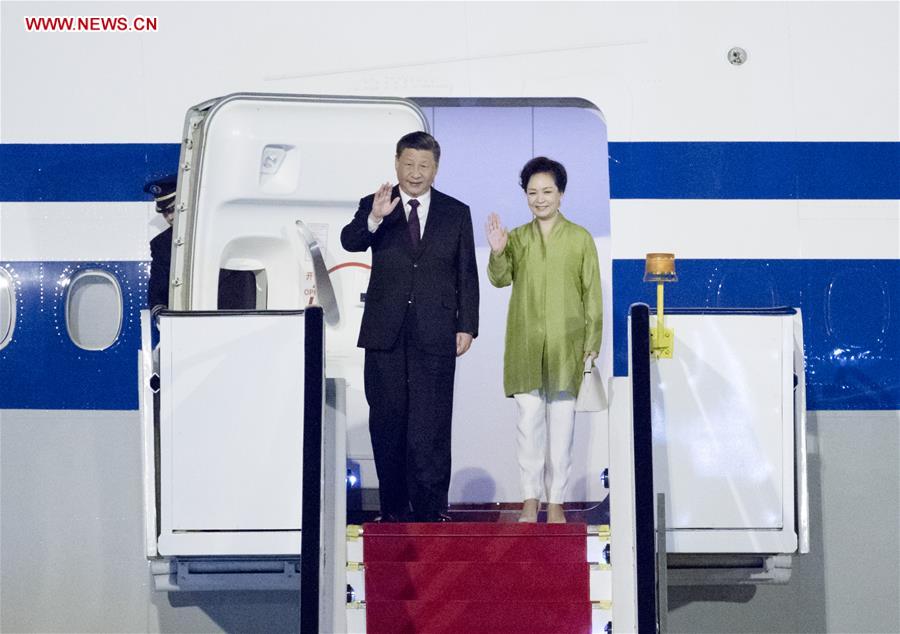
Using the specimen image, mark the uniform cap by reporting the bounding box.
[143,174,178,213]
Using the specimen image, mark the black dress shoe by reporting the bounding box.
[416,512,452,523]
[375,505,415,522]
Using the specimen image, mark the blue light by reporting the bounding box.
[346,462,361,489]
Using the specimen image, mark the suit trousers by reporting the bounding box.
[513,390,576,504]
[364,305,456,521]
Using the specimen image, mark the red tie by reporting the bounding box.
[408,199,421,247]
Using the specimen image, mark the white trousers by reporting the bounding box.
[513,390,576,504]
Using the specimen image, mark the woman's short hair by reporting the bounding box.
[396,131,441,165]
[519,156,567,193]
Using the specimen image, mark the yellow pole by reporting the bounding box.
[657,281,665,344]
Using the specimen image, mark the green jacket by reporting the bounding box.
[488,214,602,397]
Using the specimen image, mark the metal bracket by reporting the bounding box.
[650,325,674,359]
[149,373,160,394]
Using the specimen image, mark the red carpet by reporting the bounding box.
[363,522,591,634]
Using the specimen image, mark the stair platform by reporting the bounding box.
[360,522,596,634]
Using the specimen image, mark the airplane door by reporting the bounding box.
[168,94,428,499]
[172,93,426,319]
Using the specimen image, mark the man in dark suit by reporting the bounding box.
[341,131,479,522]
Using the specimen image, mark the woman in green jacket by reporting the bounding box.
[486,157,602,523]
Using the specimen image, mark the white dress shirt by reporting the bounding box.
[368,189,431,236]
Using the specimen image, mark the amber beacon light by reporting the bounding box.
[643,253,677,359]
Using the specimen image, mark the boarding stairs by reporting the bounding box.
[143,301,805,634]
[345,518,613,634]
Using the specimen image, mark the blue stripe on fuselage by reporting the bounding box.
[1,141,897,410]
[1,142,898,201]
[612,259,900,410]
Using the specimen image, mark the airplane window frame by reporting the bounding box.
[65,268,124,351]
[0,268,15,351]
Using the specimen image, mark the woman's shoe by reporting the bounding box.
[518,498,540,523]
[547,503,566,524]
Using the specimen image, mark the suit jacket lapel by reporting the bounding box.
[416,188,443,259]
[389,186,444,259]
[383,185,416,254]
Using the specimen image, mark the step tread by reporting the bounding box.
[363,533,587,562]
[362,521,590,537]
[364,599,592,634]
[364,561,589,601]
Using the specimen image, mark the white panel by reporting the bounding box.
[590,568,612,602]
[793,312,810,555]
[587,533,610,563]
[328,355,375,476]
[612,199,801,260]
[641,313,801,554]
[345,569,365,600]
[200,98,424,204]
[487,2,797,142]
[608,377,638,634]
[157,532,301,557]
[612,199,900,260]
[346,608,367,634]
[785,1,900,141]
[346,538,363,570]
[0,202,157,261]
[160,313,304,553]
[666,529,796,554]
[798,200,900,260]
[652,315,787,531]
[2,3,896,141]
[321,378,349,634]
[1,3,470,142]
[591,607,613,633]
[137,310,157,558]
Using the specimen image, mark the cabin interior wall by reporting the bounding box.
[422,103,612,504]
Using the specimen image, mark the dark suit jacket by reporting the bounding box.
[341,186,479,355]
[148,226,172,309]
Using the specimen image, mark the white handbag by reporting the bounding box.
[575,358,607,412]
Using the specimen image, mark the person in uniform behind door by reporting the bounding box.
[146,175,178,310]
[145,174,257,311]
[340,131,479,523]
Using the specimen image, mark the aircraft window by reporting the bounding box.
[65,269,123,350]
[0,268,15,350]
[826,267,889,349]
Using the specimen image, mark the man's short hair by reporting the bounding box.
[396,131,441,164]
[519,156,567,193]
